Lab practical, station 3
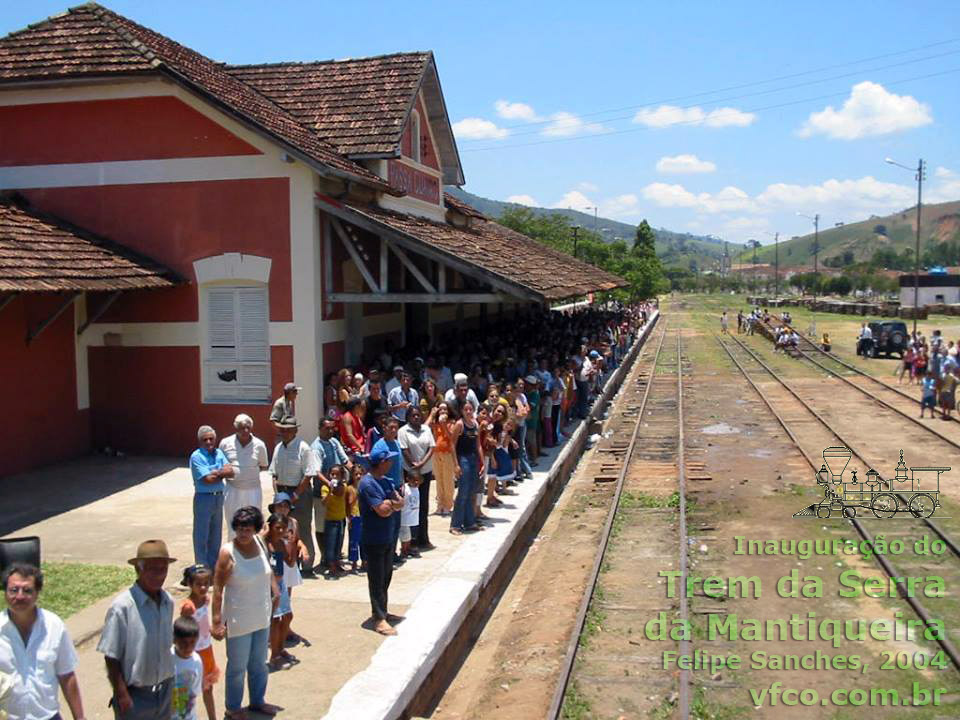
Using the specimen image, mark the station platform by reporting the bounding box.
[2,310,658,719]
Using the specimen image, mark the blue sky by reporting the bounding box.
[4,1,959,243]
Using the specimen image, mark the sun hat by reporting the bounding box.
[128,539,176,566]
[268,492,294,512]
[283,382,301,393]
[524,374,538,384]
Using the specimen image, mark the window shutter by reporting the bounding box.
[204,285,271,403]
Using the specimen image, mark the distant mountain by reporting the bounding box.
[750,199,960,268]
[446,187,745,269]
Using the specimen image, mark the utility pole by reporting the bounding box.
[572,225,580,259]
[886,157,926,336]
[774,232,780,298]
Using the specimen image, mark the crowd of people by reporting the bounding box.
[895,329,960,420]
[0,302,651,720]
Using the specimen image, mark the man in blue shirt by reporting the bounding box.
[358,447,404,636]
[189,425,234,569]
[371,417,404,564]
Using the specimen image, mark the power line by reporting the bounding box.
[460,66,960,153]
[459,47,960,143]
[461,36,960,134]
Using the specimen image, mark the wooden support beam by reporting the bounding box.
[77,290,121,336]
[26,292,79,345]
[380,236,388,293]
[438,262,447,293]
[330,218,381,293]
[325,292,511,304]
[0,292,18,315]
[323,217,334,315]
[386,238,436,293]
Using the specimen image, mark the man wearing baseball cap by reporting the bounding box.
[98,540,177,718]
[357,448,405,635]
[269,383,301,425]
[443,373,478,418]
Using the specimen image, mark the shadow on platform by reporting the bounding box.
[0,455,181,536]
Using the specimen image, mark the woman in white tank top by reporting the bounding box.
[212,506,279,718]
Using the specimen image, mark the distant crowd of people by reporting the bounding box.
[0,302,653,720]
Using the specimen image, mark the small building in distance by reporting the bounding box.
[898,273,960,306]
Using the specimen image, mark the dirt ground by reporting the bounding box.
[431,297,960,720]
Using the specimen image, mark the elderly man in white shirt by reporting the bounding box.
[219,413,269,539]
[1,563,85,720]
[270,416,321,576]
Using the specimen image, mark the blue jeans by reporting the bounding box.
[348,516,364,563]
[451,454,478,530]
[515,423,533,477]
[575,379,589,419]
[324,519,345,566]
[192,492,223,570]
[225,626,268,711]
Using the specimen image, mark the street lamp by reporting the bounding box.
[797,212,821,336]
[885,156,926,336]
[764,230,780,298]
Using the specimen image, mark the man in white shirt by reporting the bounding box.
[270,416,321,575]
[384,365,404,396]
[1,564,85,720]
[219,413,269,538]
[858,323,874,357]
[444,374,479,417]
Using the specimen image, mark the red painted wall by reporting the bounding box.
[88,345,294,456]
[0,96,261,166]
[20,179,292,323]
[0,295,90,477]
[399,95,439,171]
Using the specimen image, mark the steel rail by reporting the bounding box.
[547,319,678,719]
[780,336,960,451]
[676,329,691,718]
[729,333,960,560]
[718,334,960,672]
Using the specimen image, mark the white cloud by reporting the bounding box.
[756,176,914,213]
[602,193,641,218]
[798,81,932,140]
[506,194,539,207]
[578,181,600,192]
[451,117,509,140]
[494,100,541,122]
[552,190,594,211]
[641,183,754,213]
[935,166,955,179]
[541,111,605,137]
[632,104,756,129]
[656,154,717,174]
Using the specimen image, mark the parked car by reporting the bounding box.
[856,321,908,358]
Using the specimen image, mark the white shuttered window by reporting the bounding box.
[203,286,271,403]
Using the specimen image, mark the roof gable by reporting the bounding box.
[228,53,464,185]
[0,3,392,193]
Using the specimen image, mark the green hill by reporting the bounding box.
[749,199,960,268]
[446,187,745,269]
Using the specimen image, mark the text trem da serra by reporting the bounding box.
[643,610,945,648]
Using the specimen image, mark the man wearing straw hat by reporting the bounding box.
[98,540,177,719]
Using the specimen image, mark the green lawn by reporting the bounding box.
[39,562,134,618]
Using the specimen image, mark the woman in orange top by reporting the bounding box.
[428,402,456,515]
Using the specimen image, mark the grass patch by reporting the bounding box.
[579,586,607,649]
[40,562,134,618]
[561,680,592,720]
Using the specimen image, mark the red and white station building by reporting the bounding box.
[0,4,623,476]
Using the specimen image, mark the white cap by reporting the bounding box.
[453,372,468,384]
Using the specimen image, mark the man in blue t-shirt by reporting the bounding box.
[189,425,234,570]
[358,447,404,636]
[371,416,405,564]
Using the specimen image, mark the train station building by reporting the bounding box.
[0,4,624,475]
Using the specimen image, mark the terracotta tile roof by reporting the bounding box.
[341,200,626,302]
[226,53,431,157]
[0,4,392,192]
[443,192,487,220]
[0,196,178,292]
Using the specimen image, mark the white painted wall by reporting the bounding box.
[900,286,960,306]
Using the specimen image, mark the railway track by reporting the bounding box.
[717,332,960,672]
[551,327,692,719]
